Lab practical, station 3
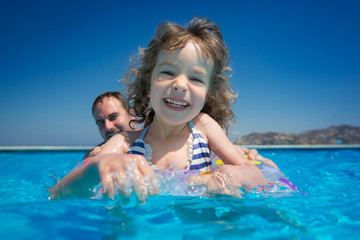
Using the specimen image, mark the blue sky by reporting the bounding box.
[1,0,359,146]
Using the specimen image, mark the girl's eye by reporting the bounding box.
[191,78,204,83]
[161,71,175,76]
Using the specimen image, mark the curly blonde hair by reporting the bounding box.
[123,16,237,134]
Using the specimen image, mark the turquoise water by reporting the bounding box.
[0,149,359,239]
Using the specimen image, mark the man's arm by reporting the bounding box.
[83,141,106,160]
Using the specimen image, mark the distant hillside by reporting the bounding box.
[233,125,360,145]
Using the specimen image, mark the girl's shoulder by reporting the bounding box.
[191,113,219,137]
[192,113,217,127]
[192,113,225,141]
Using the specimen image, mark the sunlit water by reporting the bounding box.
[0,148,359,239]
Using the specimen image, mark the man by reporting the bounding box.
[84,91,136,159]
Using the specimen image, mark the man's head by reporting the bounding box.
[92,92,135,141]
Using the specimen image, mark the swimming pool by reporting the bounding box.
[0,147,359,239]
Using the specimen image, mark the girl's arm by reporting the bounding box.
[188,164,265,197]
[190,114,266,196]
[49,153,155,200]
[50,131,154,200]
[196,113,278,169]
[49,156,102,199]
[194,113,250,166]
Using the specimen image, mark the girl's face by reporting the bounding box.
[149,41,213,126]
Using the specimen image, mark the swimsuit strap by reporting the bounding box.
[126,125,152,161]
[187,120,212,172]
[139,124,150,139]
[188,120,196,131]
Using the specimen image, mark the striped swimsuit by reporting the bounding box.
[127,121,212,173]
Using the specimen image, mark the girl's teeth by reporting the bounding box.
[166,99,188,107]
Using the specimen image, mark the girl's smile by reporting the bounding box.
[163,97,190,111]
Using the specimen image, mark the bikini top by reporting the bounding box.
[127,120,212,172]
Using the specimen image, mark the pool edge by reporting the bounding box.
[0,146,93,151]
[1,145,360,151]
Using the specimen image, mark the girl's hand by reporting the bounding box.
[236,146,280,170]
[93,153,157,201]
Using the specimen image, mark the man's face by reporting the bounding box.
[93,97,133,140]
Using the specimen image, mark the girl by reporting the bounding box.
[50,16,265,201]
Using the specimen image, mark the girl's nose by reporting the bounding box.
[172,75,188,92]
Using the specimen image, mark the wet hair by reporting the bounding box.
[91,91,130,116]
[123,16,237,134]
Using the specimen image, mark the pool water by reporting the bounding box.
[0,148,359,239]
